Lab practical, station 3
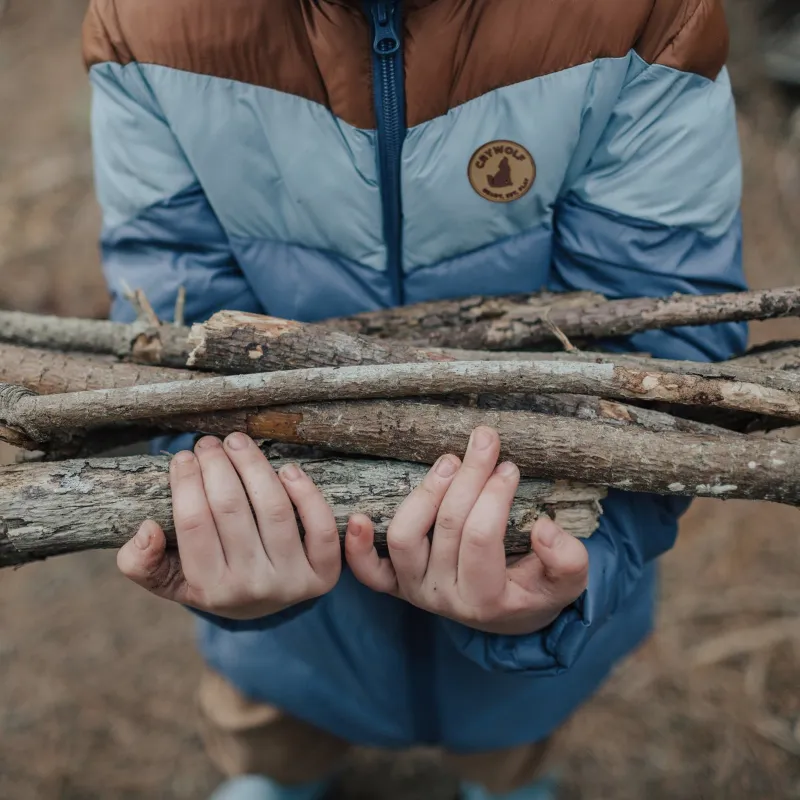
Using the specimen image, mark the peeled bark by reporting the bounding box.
[330,286,800,349]
[4,359,797,448]
[0,455,604,567]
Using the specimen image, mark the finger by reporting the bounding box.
[457,461,519,607]
[117,520,190,604]
[428,427,500,582]
[195,436,263,570]
[279,463,341,584]
[345,514,398,595]
[387,455,460,592]
[509,518,589,604]
[170,450,226,585]
[222,433,304,566]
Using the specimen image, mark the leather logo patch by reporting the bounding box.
[468,140,536,203]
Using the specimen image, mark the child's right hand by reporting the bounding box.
[117,433,342,620]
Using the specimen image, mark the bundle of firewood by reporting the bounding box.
[2,286,800,569]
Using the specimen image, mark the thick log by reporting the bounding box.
[3,360,798,446]
[77,401,800,506]
[330,286,800,349]
[0,455,604,567]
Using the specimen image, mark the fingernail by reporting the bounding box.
[172,450,194,465]
[280,464,302,481]
[225,432,249,450]
[195,436,221,449]
[496,461,517,477]
[536,518,560,548]
[435,455,458,477]
[134,524,151,550]
[470,427,494,451]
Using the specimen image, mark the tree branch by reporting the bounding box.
[2,359,797,446]
[329,286,800,349]
[0,455,604,567]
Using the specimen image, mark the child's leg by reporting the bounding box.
[444,738,560,800]
[198,667,350,798]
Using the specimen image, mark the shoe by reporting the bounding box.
[460,774,559,800]
[208,775,332,800]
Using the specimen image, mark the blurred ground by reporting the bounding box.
[1,1,799,798]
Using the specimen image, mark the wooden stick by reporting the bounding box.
[329,286,800,349]
[3,359,798,445]
[0,455,604,567]
[153,401,800,505]
[4,286,800,365]
[0,310,191,366]
[0,343,733,440]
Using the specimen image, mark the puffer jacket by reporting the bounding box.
[83,0,747,751]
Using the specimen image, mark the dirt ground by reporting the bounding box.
[1,2,799,798]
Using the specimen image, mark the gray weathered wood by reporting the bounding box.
[0,455,604,568]
[2,360,798,447]
[329,286,800,349]
[81,401,800,506]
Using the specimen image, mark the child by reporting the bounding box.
[83,1,748,798]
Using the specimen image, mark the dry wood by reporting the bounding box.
[3,359,797,447]
[0,344,733,441]
[734,341,800,371]
[0,455,604,567]
[186,311,449,372]
[0,310,190,366]
[53,401,800,506]
[330,286,800,349]
[0,342,200,394]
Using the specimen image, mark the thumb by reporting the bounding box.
[117,520,190,604]
[530,517,589,598]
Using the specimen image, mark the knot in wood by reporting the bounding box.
[0,383,41,447]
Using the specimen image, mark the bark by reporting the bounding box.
[186,311,451,372]
[0,344,734,443]
[734,341,800,371]
[330,286,800,349]
[0,310,190,366]
[0,455,604,568]
[4,359,797,447]
[74,401,800,506]
[0,343,199,394]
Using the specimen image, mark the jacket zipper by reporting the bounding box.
[367,0,407,306]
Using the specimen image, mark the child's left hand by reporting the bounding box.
[345,426,589,636]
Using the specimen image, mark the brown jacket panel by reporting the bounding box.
[83,0,729,130]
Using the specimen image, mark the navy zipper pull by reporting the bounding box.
[371,3,401,55]
[366,0,407,307]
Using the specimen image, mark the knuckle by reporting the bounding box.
[461,524,496,550]
[264,501,296,528]
[212,495,245,518]
[435,512,463,535]
[177,513,210,535]
[386,524,416,552]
